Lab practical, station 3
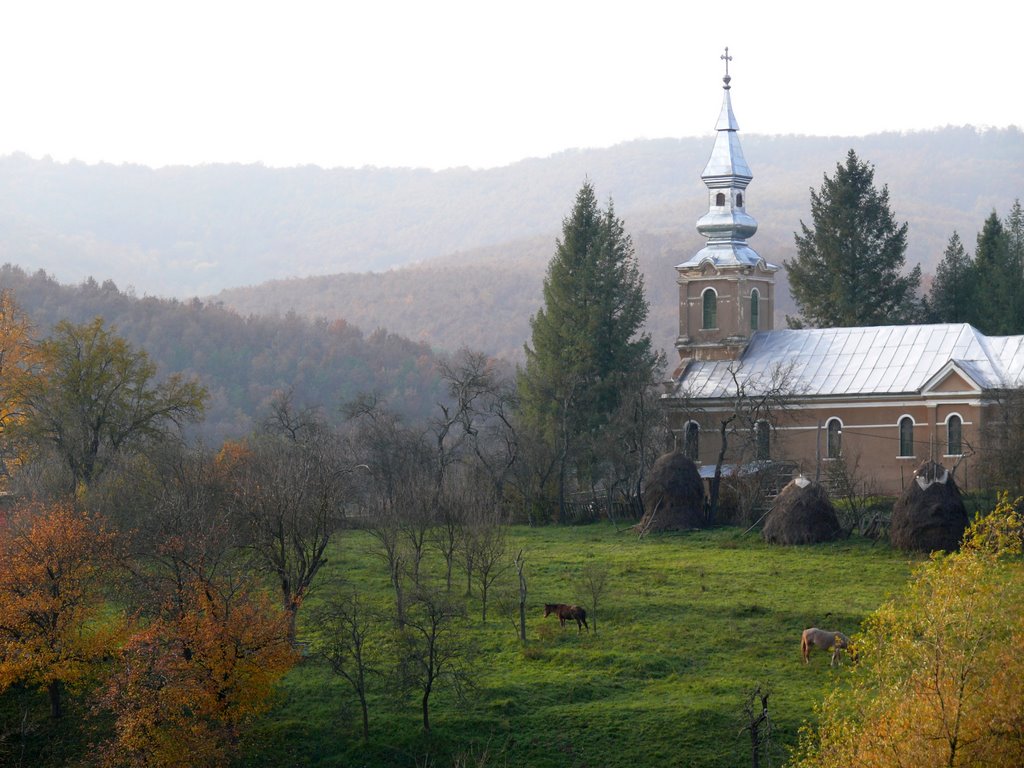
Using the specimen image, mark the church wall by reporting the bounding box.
[666,397,983,496]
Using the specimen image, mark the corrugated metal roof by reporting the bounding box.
[672,324,1024,399]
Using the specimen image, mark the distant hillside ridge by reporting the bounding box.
[0,265,452,443]
[1,127,1019,308]
[215,127,1021,358]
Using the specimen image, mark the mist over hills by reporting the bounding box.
[215,127,1023,358]
[2,126,1021,359]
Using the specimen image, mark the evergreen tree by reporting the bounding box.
[518,181,658,521]
[927,231,976,324]
[972,211,1018,334]
[1007,199,1024,274]
[786,149,921,327]
[1005,199,1024,332]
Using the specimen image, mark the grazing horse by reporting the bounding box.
[801,628,850,666]
[544,603,589,633]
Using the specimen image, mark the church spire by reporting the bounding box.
[673,51,778,361]
[677,49,766,270]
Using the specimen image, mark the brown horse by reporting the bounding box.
[801,628,850,666]
[544,603,589,633]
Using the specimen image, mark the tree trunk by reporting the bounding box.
[286,600,299,644]
[709,418,731,526]
[391,561,406,626]
[516,551,527,644]
[421,686,431,732]
[48,680,63,720]
[359,692,370,743]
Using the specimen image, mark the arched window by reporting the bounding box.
[702,288,717,329]
[754,420,770,461]
[736,192,744,207]
[947,414,963,456]
[750,288,760,331]
[683,421,700,461]
[715,192,726,206]
[826,418,842,459]
[899,416,915,457]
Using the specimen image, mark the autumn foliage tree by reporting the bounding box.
[0,501,120,719]
[794,493,1024,767]
[96,580,297,768]
[0,289,40,482]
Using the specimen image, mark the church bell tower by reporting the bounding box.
[675,50,778,364]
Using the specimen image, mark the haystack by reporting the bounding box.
[636,451,705,534]
[762,476,842,545]
[890,461,968,553]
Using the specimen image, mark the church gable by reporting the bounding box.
[921,362,982,395]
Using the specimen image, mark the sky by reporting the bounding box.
[1,1,1019,171]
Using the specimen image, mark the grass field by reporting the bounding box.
[236,524,918,768]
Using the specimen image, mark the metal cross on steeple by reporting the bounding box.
[721,47,732,79]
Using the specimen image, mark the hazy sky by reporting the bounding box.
[1,1,1018,171]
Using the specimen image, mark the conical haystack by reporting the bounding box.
[636,451,705,534]
[891,461,968,553]
[762,476,842,545]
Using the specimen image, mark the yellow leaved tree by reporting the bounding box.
[794,493,1024,767]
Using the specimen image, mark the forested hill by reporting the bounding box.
[0,265,450,443]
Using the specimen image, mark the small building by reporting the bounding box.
[661,60,1024,496]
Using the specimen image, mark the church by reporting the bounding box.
[661,58,1024,497]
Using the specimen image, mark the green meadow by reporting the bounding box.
[239,525,916,768]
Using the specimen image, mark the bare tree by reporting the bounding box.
[705,362,798,525]
[825,451,881,535]
[740,684,774,768]
[345,395,434,622]
[363,497,408,626]
[430,466,484,593]
[437,350,521,500]
[587,358,669,519]
[506,419,560,525]
[399,585,472,733]
[309,589,386,743]
[227,394,353,641]
[465,504,508,622]
[575,560,610,635]
[514,550,527,643]
[980,385,1024,495]
[93,442,242,617]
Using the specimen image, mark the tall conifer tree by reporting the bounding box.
[973,211,1015,334]
[518,181,657,520]
[786,150,921,327]
[927,232,976,324]
[1008,199,1024,332]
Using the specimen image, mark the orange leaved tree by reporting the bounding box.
[0,501,120,719]
[96,579,297,768]
[0,289,40,481]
